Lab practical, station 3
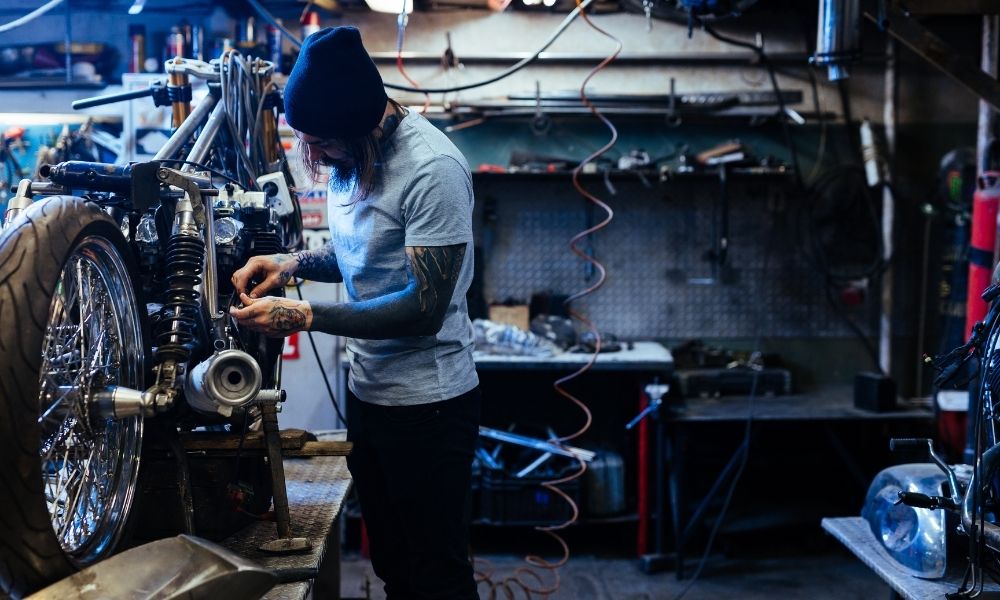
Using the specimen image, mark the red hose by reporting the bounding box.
[476,3,620,598]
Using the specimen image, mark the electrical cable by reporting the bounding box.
[473,2,617,598]
[804,63,828,185]
[0,0,64,34]
[395,5,431,114]
[293,280,346,428]
[694,19,804,191]
[246,0,598,94]
[670,210,780,600]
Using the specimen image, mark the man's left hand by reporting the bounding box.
[229,293,313,337]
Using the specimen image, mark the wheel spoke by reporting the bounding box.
[35,236,143,564]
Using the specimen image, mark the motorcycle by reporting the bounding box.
[0,51,303,598]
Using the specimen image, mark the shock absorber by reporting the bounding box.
[155,196,204,365]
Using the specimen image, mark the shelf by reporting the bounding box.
[0,78,105,90]
[472,166,794,182]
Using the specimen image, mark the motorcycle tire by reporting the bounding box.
[0,197,147,599]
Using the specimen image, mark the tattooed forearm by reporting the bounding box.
[269,304,307,332]
[307,243,466,340]
[291,242,343,283]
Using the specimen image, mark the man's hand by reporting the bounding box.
[229,293,312,337]
[231,254,298,298]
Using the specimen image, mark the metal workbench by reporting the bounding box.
[472,340,673,372]
[657,389,933,578]
[822,516,1000,599]
[223,455,352,600]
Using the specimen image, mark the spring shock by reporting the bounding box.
[155,207,205,364]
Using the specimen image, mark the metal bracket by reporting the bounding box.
[165,57,220,82]
[156,167,207,227]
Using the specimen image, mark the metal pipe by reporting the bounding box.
[813,0,861,81]
[962,443,1000,552]
[181,102,226,321]
[879,39,897,377]
[372,51,824,67]
[478,426,595,462]
[979,16,999,173]
[153,94,217,161]
[202,197,220,320]
[63,0,72,84]
[169,68,191,128]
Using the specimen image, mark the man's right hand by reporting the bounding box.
[231,253,299,299]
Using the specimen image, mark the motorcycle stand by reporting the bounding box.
[258,400,312,555]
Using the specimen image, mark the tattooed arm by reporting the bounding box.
[231,242,342,298]
[308,244,466,339]
[291,242,343,283]
[229,244,466,339]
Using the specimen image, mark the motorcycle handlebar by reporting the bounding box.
[72,87,155,110]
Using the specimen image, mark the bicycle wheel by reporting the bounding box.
[0,197,146,598]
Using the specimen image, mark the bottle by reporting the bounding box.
[128,24,146,73]
[167,25,184,59]
[300,11,320,40]
[191,24,204,61]
[266,22,282,73]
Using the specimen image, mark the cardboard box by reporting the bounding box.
[489,304,529,331]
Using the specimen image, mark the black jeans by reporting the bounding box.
[346,386,481,600]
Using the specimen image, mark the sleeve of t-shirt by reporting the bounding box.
[401,154,474,247]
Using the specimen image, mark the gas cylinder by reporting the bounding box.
[965,171,1000,337]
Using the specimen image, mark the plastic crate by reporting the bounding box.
[477,467,583,527]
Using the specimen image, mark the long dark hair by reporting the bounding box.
[298,99,406,204]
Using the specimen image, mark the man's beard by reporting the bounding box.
[321,156,358,191]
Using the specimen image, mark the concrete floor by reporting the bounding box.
[337,547,892,599]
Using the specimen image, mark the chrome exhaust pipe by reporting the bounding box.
[185,349,263,417]
[962,443,1000,552]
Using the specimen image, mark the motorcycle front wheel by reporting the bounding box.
[0,197,146,599]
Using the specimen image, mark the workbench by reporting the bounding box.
[472,341,673,548]
[338,341,672,545]
[222,452,352,600]
[472,340,674,371]
[656,387,934,578]
[822,516,1000,599]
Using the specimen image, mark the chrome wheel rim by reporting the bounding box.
[38,235,143,565]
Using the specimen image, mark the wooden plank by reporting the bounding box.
[180,429,312,451]
[286,441,353,457]
[868,6,1000,111]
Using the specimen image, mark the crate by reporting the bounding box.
[477,467,583,527]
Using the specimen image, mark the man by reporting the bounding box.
[229,26,480,600]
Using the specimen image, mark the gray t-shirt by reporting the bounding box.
[327,111,479,406]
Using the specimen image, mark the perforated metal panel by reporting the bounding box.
[474,177,861,340]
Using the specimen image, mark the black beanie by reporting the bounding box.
[284,26,388,140]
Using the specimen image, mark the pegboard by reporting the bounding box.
[474,176,868,340]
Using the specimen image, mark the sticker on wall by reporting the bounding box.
[282,332,300,360]
[298,188,328,229]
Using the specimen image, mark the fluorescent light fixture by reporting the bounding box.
[364,0,412,14]
[128,0,146,15]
